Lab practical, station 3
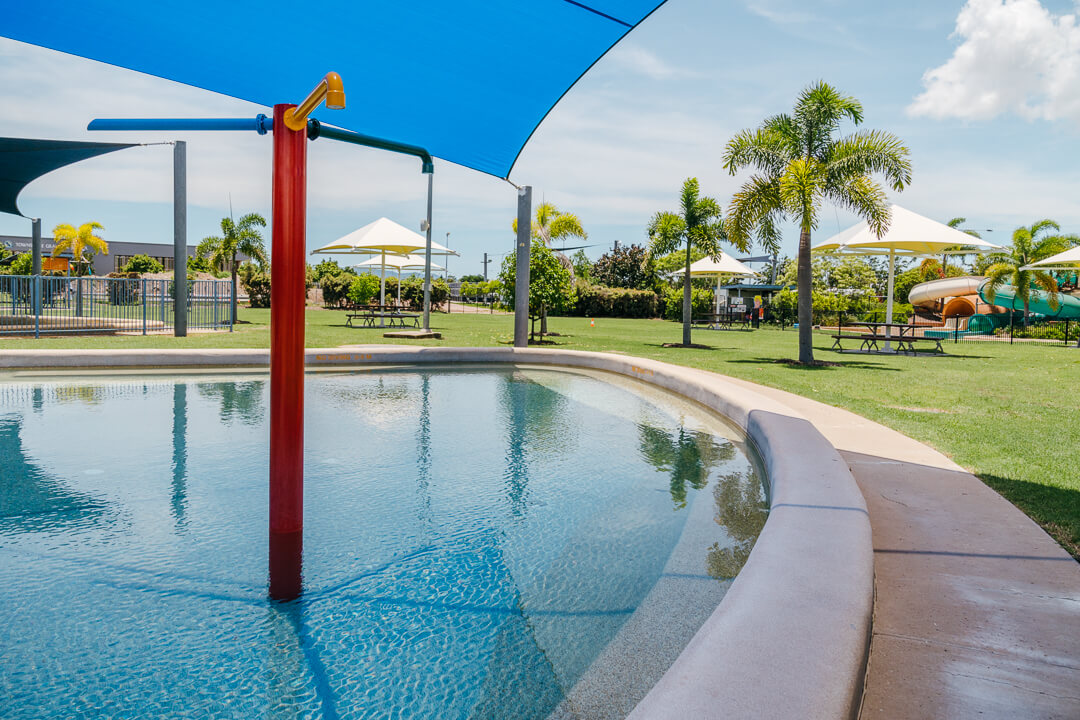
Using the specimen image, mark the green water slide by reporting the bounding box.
[977,279,1080,318]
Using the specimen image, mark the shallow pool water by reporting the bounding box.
[0,367,766,719]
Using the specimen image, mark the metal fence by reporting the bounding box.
[0,275,233,336]
[918,314,1079,347]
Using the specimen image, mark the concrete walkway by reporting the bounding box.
[724,378,1080,719]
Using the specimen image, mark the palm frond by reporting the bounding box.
[778,158,824,232]
[824,174,890,237]
[547,213,587,242]
[827,129,912,191]
[647,211,686,256]
[1032,271,1060,310]
[726,174,783,252]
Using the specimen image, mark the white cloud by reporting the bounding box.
[603,44,696,80]
[909,0,1080,122]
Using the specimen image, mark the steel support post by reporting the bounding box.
[174,141,188,337]
[514,186,531,347]
[423,170,434,331]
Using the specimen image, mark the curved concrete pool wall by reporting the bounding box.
[0,347,875,719]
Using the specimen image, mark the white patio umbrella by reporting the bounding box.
[686,253,760,313]
[814,205,1003,350]
[353,254,445,306]
[312,217,458,326]
[1021,245,1080,271]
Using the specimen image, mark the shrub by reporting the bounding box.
[186,254,213,274]
[347,274,380,306]
[663,286,713,321]
[573,281,659,318]
[241,271,271,308]
[106,272,141,304]
[400,277,450,310]
[0,252,33,276]
[591,244,659,292]
[121,254,164,274]
[319,274,353,308]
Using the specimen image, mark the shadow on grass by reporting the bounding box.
[641,343,721,351]
[725,357,902,371]
[977,474,1080,560]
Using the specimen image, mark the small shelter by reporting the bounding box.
[313,217,458,326]
[685,254,759,314]
[1021,245,1080,271]
[814,205,1002,349]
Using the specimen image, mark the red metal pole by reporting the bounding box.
[269,103,307,600]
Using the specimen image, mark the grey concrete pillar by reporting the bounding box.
[173,141,187,337]
[514,185,531,347]
[31,218,41,276]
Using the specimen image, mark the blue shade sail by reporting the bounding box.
[0,138,137,218]
[1,1,668,178]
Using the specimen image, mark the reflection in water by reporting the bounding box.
[196,380,265,426]
[705,470,769,579]
[171,384,188,530]
[0,417,106,533]
[52,384,105,406]
[501,376,531,518]
[498,374,568,518]
[415,375,433,525]
[637,424,736,508]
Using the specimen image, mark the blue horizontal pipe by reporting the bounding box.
[308,120,434,173]
[87,115,434,172]
[88,115,272,134]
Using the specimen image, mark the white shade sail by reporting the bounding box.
[686,253,759,278]
[1021,245,1080,271]
[312,217,458,256]
[813,205,1003,256]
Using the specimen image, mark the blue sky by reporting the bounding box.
[2,0,1079,276]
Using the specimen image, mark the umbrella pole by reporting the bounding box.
[885,249,896,352]
[715,276,721,315]
[380,250,386,327]
[397,268,402,306]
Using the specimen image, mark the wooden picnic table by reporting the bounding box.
[831,321,944,354]
[344,304,420,328]
[693,311,752,330]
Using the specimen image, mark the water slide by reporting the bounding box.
[977,279,1080,318]
[908,276,998,317]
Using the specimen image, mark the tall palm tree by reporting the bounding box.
[52,221,108,276]
[983,219,1070,327]
[198,213,268,324]
[723,81,912,364]
[648,178,730,347]
[511,201,586,333]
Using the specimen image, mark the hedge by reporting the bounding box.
[572,282,659,318]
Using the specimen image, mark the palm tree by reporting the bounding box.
[648,178,730,347]
[723,81,912,364]
[983,219,1070,327]
[511,201,586,333]
[198,213,268,324]
[52,222,108,276]
[943,217,982,273]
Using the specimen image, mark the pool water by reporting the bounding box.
[0,367,766,719]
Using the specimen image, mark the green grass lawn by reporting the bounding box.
[4,306,1078,557]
